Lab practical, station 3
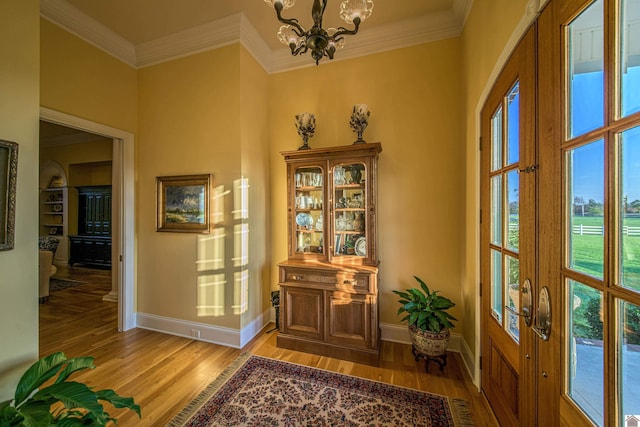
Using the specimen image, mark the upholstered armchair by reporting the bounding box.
[39,250,57,302]
[38,237,60,303]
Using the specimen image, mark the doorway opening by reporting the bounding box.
[40,107,135,332]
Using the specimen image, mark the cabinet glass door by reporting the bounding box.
[294,166,324,254]
[333,162,367,258]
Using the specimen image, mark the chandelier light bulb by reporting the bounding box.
[264,0,296,9]
[340,0,374,24]
[278,25,302,47]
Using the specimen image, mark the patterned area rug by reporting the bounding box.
[49,277,85,291]
[167,353,474,426]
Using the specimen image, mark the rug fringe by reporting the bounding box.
[450,398,476,426]
[166,352,252,427]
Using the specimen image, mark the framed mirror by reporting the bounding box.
[0,139,18,251]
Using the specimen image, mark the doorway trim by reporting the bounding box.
[40,107,135,331]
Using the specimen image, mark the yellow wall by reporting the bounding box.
[137,45,244,329]
[461,0,533,356]
[40,139,113,184]
[0,0,40,400]
[239,48,270,329]
[268,39,465,328]
[40,19,137,133]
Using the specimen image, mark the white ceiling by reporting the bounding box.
[41,0,473,73]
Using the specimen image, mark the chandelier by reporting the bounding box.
[264,0,374,65]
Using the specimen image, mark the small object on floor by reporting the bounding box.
[413,344,448,372]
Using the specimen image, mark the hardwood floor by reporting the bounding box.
[41,266,498,426]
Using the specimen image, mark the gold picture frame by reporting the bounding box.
[0,140,18,251]
[156,174,211,233]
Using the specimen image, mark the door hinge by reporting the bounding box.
[479,136,483,151]
[479,282,482,297]
[479,209,482,224]
[479,356,482,370]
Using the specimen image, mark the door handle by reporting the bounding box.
[505,278,533,327]
[533,286,551,341]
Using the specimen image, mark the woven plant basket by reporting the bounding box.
[409,324,450,357]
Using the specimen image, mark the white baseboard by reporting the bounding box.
[459,335,479,389]
[136,311,270,349]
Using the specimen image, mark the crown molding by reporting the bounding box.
[40,0,473,73]
[239,14,272,73]
[40,0,137,67]
[136,14,241,68]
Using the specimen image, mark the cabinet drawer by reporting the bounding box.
[281,267,374,294]
[282,268,336,286]
[336,273,373,293]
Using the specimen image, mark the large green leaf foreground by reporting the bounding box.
[0,352,140,426]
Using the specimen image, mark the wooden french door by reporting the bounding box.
[538,0,640,425]
[480,26,537,427]
[483,0,640,425]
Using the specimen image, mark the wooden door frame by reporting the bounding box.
[40,107,136,332]
[536,2,563,423]
[471,0,548,388]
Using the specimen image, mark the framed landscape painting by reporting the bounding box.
[156,174,211,233]
[0,140,18,251]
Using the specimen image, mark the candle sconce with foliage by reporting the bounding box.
[349,104,370,144]
[295,112,315,150]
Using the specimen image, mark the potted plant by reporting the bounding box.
[393,276,457,358]
[0,352,140,426]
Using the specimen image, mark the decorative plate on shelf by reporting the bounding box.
[296,213,313,228]
[355,237,366,256]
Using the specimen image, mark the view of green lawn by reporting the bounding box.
[570,216,640,342]
[570,216,640,291]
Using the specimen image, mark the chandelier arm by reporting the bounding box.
[274,3,306,36]
[291,44,308,56]
[311,0,327,30]
[331,18,361,39]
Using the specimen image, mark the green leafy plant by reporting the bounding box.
[393,276,457,333]
[0,352,140,426]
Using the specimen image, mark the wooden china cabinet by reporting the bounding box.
[278,142,382,365]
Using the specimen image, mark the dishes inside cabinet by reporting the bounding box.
[296,212,313,228]
[355,237,366,256]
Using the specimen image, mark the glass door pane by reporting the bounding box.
[620,126,640,294]
[506,82,520,166]
[567,280,604,425]
[333,162,366,257]
[568,0,604,138]
[620,0,640,117]
[619,300,640,422]
[567,139,605,279]
[294,166,324,254]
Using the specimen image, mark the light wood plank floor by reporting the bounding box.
[41,266,498,426]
